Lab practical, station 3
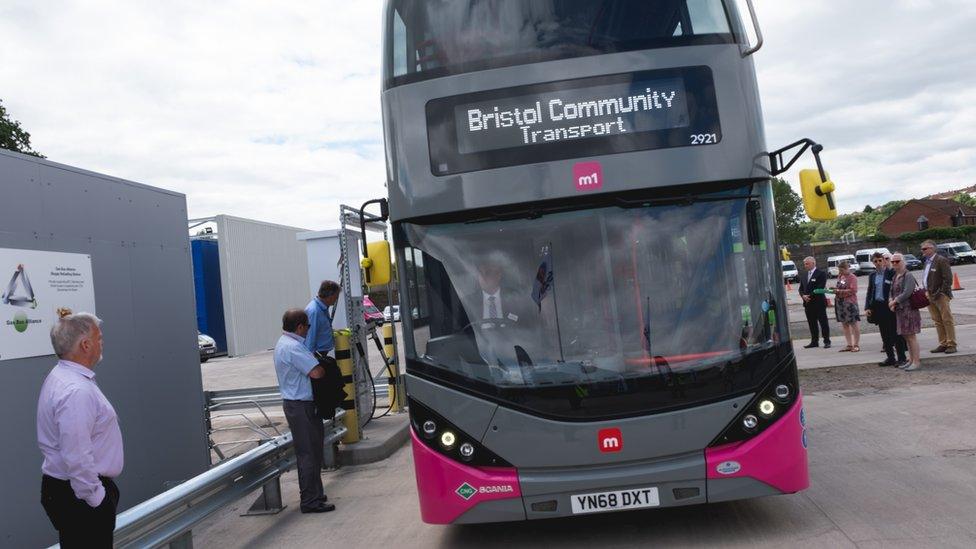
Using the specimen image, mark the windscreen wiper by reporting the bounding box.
[464,207,555,224]
[614,193,760,208]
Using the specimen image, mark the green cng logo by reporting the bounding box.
[455,482,477,500]
[12,311,29,333]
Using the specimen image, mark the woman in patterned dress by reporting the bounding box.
[832,261,861,352]
[889,253,921,371]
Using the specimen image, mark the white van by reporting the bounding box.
[938,241,976,264]
[854,248,891,275]
[781,260,798,283]
[827,254,859,278]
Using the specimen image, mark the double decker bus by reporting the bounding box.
[380,0,831,523]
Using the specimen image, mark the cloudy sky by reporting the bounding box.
[2,0,974,228]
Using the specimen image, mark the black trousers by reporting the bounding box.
[804,302,831,344]
[871,302,907,361]
[283,399,326,510]
[41,475,119,549]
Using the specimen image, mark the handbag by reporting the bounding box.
[909,288,929,310]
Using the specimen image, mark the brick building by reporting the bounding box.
[878,199,976,236]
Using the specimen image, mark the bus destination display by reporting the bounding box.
[456,77,689,154]
[426,66,721,175]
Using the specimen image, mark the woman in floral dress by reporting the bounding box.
[832,261,861,352]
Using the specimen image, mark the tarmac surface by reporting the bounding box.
[194,264,976,547]
[194,355,976,548]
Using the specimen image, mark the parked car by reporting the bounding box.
[902,253,922,270]
[383,305,401,322]
[826,254,859,278]
[363,295,385,323]
[937,242,976,264]
[781,260,798,283]
[855,247,891,275]
[198,332,217,363]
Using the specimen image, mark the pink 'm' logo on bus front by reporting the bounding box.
[598,428,622,453]
[574,161,603,192]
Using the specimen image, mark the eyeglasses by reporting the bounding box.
[921,246,933,250]
[891,260,902,264]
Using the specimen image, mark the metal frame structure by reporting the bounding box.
[337,205,405,432]
[203,385,393,463]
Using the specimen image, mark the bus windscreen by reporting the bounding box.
[427,67,720,175]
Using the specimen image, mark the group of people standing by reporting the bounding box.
[797,239,958,371]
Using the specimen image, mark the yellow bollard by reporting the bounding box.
[382,323,402,413]
[333,330,360,443]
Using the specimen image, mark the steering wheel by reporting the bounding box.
[459,318,511,333]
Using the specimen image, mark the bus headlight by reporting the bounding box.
[440,431,457,449]
[709,363,799,447]
[410,397,512,467]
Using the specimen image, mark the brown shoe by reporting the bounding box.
[929,346,947,353]
[943,347,958,354]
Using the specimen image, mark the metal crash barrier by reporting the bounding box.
[52,411,347,549]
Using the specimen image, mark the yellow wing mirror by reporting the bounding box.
[361,240,392,287]
[799,169,838,221]
[768,139,838,221]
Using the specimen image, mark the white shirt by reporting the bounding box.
[482,290,503,319]
[923,255,934,287]
[273,332,319,401]
[37,360,124,507]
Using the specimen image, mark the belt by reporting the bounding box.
[314,351,333,360]
[43,474,115,484]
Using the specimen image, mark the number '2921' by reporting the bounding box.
[690,133,718,145]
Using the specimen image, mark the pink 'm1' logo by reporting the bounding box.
[598,428,622,453]
[574,161,603,192]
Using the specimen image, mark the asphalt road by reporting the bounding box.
[195,358,976,548]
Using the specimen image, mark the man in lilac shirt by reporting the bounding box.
[37,309,123,547]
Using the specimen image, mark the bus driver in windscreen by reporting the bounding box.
[465,257,533,325]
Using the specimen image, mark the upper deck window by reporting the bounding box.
[386,0,738,88]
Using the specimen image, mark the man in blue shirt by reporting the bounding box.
[305,280,341,356]
[273,309,335,513]
[864,252,906,366]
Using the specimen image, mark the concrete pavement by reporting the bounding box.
[792,322,976,370]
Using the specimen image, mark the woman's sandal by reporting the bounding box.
[851,346,860,352]
[839,346,852,352]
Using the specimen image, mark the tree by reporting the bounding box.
[863,205,874,213]
[771,177,809,244]
[957,193,976,207]
[0,99,44,158]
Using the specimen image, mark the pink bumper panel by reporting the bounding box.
[410,430,522,524]
[705,396,809,494]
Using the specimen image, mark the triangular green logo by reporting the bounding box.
[455,482,476,500]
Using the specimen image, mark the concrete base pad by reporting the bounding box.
[338,412,410,466]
